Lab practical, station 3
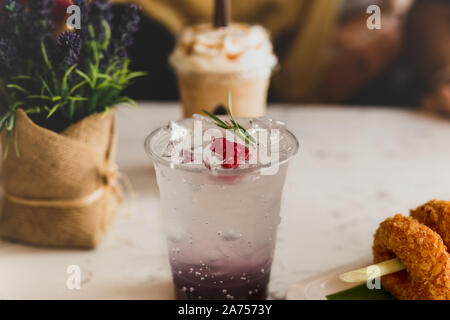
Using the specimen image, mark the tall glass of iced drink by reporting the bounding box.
[145,112,298,300]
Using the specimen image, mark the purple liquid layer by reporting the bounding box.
[171,261,272,300]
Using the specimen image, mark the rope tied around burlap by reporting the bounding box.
[4,161,123,209]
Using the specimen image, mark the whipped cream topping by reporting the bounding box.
[169,23,278,75]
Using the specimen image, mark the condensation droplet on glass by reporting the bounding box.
[189,287,195,293]
[222,289,227,294]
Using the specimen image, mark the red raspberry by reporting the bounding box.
[210,137,249,169]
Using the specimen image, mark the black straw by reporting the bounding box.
[214,0,230,28]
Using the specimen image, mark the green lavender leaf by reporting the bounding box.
[41,41,52,71]
[75,70,94,88]
[46,103,62,118]
[3,128,11,159]
[0,113,10,128]
[202,109,229,127]
[116,97,138,109]
[24,107,41,114]
[13,117,19,157]
[26,95,52,100]
[202,91,256,145]
[69,80,88,95]
[6,84,28,94]
[68,96,88,102]
[62,64,77,90]
[39,76,54,97]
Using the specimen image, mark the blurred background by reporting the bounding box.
[113,0,450,114]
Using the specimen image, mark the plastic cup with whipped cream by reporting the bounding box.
[170,23,278,118]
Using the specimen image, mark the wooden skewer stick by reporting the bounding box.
[339,258,405,283]
[214,0,230,28]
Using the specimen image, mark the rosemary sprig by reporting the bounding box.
[202,91,256,145]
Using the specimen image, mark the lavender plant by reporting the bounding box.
[0,0,145,157]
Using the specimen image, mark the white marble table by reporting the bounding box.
[1,103,450,300]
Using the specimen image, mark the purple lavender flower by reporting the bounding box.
[3,0,26,24]
[28,0,55,38]
[0,38,17,75]
[89,0,113,41]
[2,0,27,38]
[119,4,140,48]
[58,31,82,69]
[107,4,141,62]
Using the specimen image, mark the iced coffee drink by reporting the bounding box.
[170,23,277,118]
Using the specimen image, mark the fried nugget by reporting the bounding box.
[373,215,450,300]
[410,200,450,250]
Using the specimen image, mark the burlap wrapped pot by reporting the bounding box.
[0,109,122,249]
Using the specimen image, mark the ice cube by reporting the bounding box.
[202,142,223,170]
[193,113,213,123]
[250,116,286,130]
[161,121,192,161]
[168,120,190,142]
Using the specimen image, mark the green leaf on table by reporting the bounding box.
[326,284,393,300]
